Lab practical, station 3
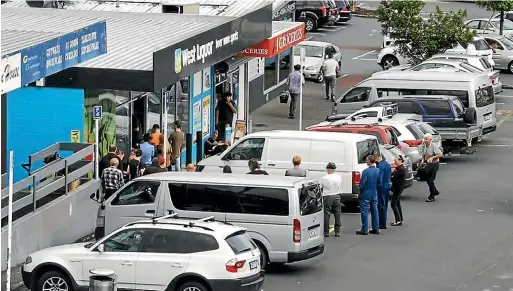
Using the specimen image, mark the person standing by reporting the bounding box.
[215,92,237,141]
[356,156,380,235]
[127,149,142,181]
[99,145,123,175]
[375,153,391,229]
[323,54,339,101]
[390,155,406,226]
[169,120,185,171]
[321,162,343,237]
[143,157,168,176]
[247,159,269,175]
[157,133,172,169]
[418,133,443,202]
[286,64,305,119]
[139,133,154,170]
[150,124,161,146]
[101,158,125,200]
[285,155,307,177]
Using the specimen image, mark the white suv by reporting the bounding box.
[22,215,264,291]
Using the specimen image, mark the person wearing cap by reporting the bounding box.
[375,153,391,229]
[321,162,343,237]
[142,157,167,176]
[356,155,380,235]
[418,133,443,202]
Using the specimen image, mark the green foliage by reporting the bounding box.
[375,0,476,64]
[475,0,513,12]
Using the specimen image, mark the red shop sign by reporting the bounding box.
[238,23,306,58]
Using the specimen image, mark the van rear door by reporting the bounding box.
[296,182,324,250]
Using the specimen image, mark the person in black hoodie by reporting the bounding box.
[390,155,406,226]
[247,159,268,175]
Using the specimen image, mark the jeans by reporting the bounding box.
[324,76,336,99]
[359,196,379,233]
[289,92,299,117]
[173,156,181,171]
[390,190,403,222]
[426,163,440,199]
[323,195,342,234]
[377,188,389,226]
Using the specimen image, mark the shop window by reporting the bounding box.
[176,78,190,135]
[231,70,240,103]
[264,56,278,91]
[278,50,291,84]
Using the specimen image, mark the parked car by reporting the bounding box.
[373,58,502,94]
[336,0,352,22]
[493,11,513,22]
[293,41,343,83]
[327,0,340,23]
[481,34,513,73]
[380,144,414,188]
[22,216,265,291]
[377,36,495,70]
[465,18,513,38]
[296,0,334,32]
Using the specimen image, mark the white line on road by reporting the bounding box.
[497,119,505,127]
[479,144,512,147]
[355,58,378,61]
[496,102,506,105]
[495,95,513,98]
[308,32,327,35]
[338,73,349,79]
[319,28,341,32]
[352,50,376,60]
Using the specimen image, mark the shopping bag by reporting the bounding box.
[279,91,290,104]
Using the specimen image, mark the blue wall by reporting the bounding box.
[6,87,84,182]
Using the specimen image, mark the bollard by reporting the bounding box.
[196,131,203,163]
[185,133,193,166]
[89,269,116,291]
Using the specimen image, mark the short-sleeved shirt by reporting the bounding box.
[323,58,339,77]
[285,167,307,177]
[321,173,343,196]
[418,142,442,162]
[169,131,185,159]
[140,142,155,165]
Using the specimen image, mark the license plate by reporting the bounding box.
[249,260,258,270]
[485,114,491,121]
[309,229,317,238]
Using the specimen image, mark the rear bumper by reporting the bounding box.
[483,125,497,135]
[338,11,352,21]
[287,244,324,263]
[210,271,265,291]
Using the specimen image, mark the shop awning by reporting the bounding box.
[237,21,305,59]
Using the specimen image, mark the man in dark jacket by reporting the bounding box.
[375,153,391,229]
[99,145,123,175]
[143,157,167,176]
[356,156,380,235]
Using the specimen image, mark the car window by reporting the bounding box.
[385,129,397,145]
[299,182,323,216]
[481,20,496,30]
[377,88,415,97]
[410,63,437,71]
[479,57,492,69]
[466,20,479,29]
[294,45,323,58]
[102,229,146,252]
[356,139,380,163]
[357,131,384,144]
[142,229,219,254]
[225,231,257,255]
[418,100,452,115]
[451,98,465,115]
[397,101,421,114]
[341,87,371,103]
[326,45,337,56]
[416,123,439,135]
[486,38,504,50]
[111,181,160,206]
[426,90,470,107]
[475,86,495,107]
[499,37,513,50]
[459,62,483,73]
[405,124,424,140]
[473,39,491,50]
[354,111,378,118]
[491,19,513,30]
[225,138,265,161]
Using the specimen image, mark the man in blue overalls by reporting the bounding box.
[375,153,391,229]
[356,155,381,235]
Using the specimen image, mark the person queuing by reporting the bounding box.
[375,153,391,229]
[215,92,237,141]
[186,164,196,172]
[127,149,142,181]
[150,124,161,146]
[247,159,269,175]
[204,130,229,156]
[323,53,339,101]
[321,162,343,237]
[99,145,123,175]
[139,133,155,170]
[357,156,380,235]
[285,155,307,177]
[157,133,172,170]
[169,120,185,171]
[101,158,125,200]
[143,157,168,176]
[418,133,443,202]
[286,64,305,119]
[390,155,406,226]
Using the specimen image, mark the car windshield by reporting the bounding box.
[499,37,513,50]
[472,39,491,50]
[294,45,324,58]
[491,20,513,30]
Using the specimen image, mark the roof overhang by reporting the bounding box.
[237,21,305,59]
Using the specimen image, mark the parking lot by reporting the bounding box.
[251,3,513,291]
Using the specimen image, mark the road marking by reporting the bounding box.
[497,109,513,116]
[338,73,349,79]
[439,162,447,165]
[497,119,505,127]
[496,95,513,98]
[496,102,506,105]
[352,50,377,60]
[308,32,327,36]
[355,58,378,61]
[479,144,512,147]
[319,27,342,32]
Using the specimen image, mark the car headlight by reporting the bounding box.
[96,216,105,227]
[306,66,317,71]
[25,256,32,265]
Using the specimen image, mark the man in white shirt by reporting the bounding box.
[323,54,339,101]
[321,162,343,237]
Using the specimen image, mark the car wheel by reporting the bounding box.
[508,61,513,74]
[316,69,325,83]
[382,55,399,70]
[178,280,209,291]
[255,241,269,269]
[305,17,317,32]
[37,270,73,291]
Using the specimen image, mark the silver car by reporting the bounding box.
[379,144,414,189]
[481,34,513,73]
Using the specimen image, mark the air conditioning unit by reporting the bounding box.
[161,1,200,14]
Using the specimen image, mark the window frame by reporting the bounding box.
[341,87,372,103]
[110,180,161,206]
[96,228,148,253]
[222,137,266,161]
[141,229,219,254]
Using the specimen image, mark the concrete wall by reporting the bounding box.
[1,179,101,271]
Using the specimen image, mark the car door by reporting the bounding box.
[81,228,148,290]
[104,180,162,234]
[135,229,192,290]
[220,137,267,174]
[263,138,312,175]
[338,87,372,114]
[488,38,508,68]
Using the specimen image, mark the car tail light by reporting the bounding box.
[396,143,403,150]
[226,259,246,273]
[352,171,361,185]
[331,8,337,15]
[341,7,348,11]
[403,139,423,147]
[489,76,496,84]
[293,219,301,243]
[320,6,327,16]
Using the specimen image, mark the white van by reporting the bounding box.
[197,130,380,203]
[332,71,497,135]
[93,173,325,267]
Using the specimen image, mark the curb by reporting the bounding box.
[502,84,513,89]
[352,13,377,18]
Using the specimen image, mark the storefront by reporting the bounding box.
[273,0,296,21]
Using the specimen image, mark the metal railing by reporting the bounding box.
[0,142,96,225]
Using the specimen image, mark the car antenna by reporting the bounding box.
[152,213,178,224]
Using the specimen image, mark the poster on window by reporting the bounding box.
[202,95,211,138]
[192,100,202,143]
[234,120,247,142]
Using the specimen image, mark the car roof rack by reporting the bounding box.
[151,213,179,224]
[187,216,216,228]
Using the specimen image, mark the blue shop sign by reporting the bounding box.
[20,21,107,85]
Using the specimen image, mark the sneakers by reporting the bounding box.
[391,221,402,226]
[426,197,435,202]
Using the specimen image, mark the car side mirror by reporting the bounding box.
[98,244,105,253]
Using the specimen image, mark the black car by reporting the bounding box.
[337,0,352,22]
[296,0,333,32]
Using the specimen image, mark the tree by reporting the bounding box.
[375,0,475,65]
[475,0,513,35]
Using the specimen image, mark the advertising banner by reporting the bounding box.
[1,53,22,94]
[237,23,305,58]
